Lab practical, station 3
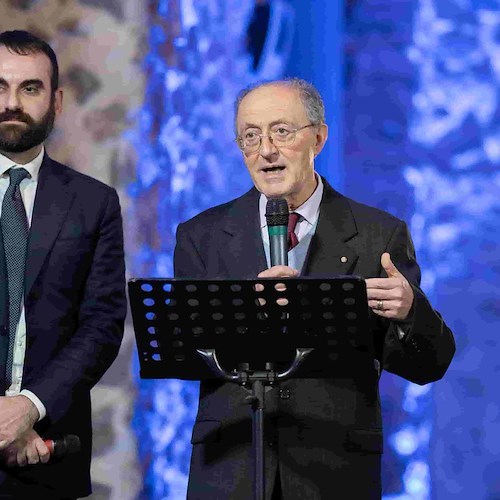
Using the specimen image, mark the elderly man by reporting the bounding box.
[0,30,126,499]
[174,78,455,499]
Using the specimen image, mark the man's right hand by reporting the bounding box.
[257,265,299,279]
[256,266,299,305]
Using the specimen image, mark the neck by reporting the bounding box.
[0,144,43,165]
[286,173,318,212]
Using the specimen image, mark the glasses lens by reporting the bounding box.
[239,138,260,152]
[247,142,260,153]
[271,128,295,146]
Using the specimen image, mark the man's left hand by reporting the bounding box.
[0,395,40,450]
[365,252,414,321]
[1,429,50,467]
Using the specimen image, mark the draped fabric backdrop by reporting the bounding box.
[0,1,499,499]
[0,1,145,498]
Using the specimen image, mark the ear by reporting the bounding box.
[313,123,328,157]
[53,88,64,117]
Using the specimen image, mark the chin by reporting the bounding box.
[261,189,287,200]
[256,183,289,200]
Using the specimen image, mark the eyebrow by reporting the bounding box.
[242,119,294,130]
[0,78,45,88]
[22,79,45,88]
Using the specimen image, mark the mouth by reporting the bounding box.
[261,165,285,174]
[0,120,28,125]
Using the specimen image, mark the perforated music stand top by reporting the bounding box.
[128,276,372,380]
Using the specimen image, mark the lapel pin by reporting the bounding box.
[340,256,348,263]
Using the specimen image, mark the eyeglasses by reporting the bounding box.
[236,123,316,154]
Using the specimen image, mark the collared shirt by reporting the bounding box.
[258,174,407,340]
[259,173,324,249]
[0,147,46,420]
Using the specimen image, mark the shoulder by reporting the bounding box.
[45,156,117,198]
[322,178,405,228]
[347,197,404,227]
[178,187,258,232]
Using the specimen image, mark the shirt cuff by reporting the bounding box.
[19,389,46,422]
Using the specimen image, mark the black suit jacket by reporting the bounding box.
[174,179,455,500]
[0,154,126,498]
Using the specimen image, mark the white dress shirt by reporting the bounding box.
[259,173,324,246]
[0,147,46,420]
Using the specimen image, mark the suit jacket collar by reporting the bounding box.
[217,178,359,277]
[303,177,359,276]
[25,153,75,296]
[220,187,268,278]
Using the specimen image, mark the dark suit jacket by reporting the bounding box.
[174,179,455,500]
[0,154,126,498]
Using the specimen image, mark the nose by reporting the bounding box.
[3,89,22,112]
[259,134,278,158]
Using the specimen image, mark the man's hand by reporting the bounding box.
[256,266,299,306]
[0,395,40,450]
[1,429,50,467]
[257,265,299,279]
[365,252,414,321]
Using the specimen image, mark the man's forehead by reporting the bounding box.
[237,85,306,124]
[0,46,52,82]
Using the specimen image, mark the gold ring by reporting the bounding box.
[377,300,384,311]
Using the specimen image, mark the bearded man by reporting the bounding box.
[0,30,126,499]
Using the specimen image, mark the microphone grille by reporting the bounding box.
[265,198,289,226]
[63,435,81,454]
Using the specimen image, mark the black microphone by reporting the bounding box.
[44,435,80,458]
[265,198,289,267]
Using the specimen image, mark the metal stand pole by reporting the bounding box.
[197,349,313,500]
[251,379,265,500]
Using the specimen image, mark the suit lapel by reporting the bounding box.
[206,181,360,278]
[303,179,359,276]
[219,188,267,278]
[25,155,75,296]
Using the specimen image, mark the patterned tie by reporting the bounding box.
[1,167,30,387]
[287,212,300,250]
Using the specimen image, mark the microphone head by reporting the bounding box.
[265,198,289,227]
[63,435,81,453]
[53,435,81,458]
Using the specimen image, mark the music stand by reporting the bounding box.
[128,276,371,500]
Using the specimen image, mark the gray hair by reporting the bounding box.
[234,77,325,132]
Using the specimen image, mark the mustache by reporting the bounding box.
[0,110,33,124]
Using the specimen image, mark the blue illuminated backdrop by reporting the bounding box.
[129,0,500,498]
[128,1,295,498]
[345,0,500,498]
[408,2,500,499]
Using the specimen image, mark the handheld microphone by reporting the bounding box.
[265,198,289,267]
[44,435,80,458]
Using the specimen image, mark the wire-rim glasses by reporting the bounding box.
[236,123,316,153]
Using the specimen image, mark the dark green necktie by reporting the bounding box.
[1,167,30,388]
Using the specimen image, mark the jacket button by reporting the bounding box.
[279,389,290,400]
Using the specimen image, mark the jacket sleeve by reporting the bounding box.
[378,220,455,385]
[23,188,126,423]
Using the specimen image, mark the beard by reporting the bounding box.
[0,99,56,153]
